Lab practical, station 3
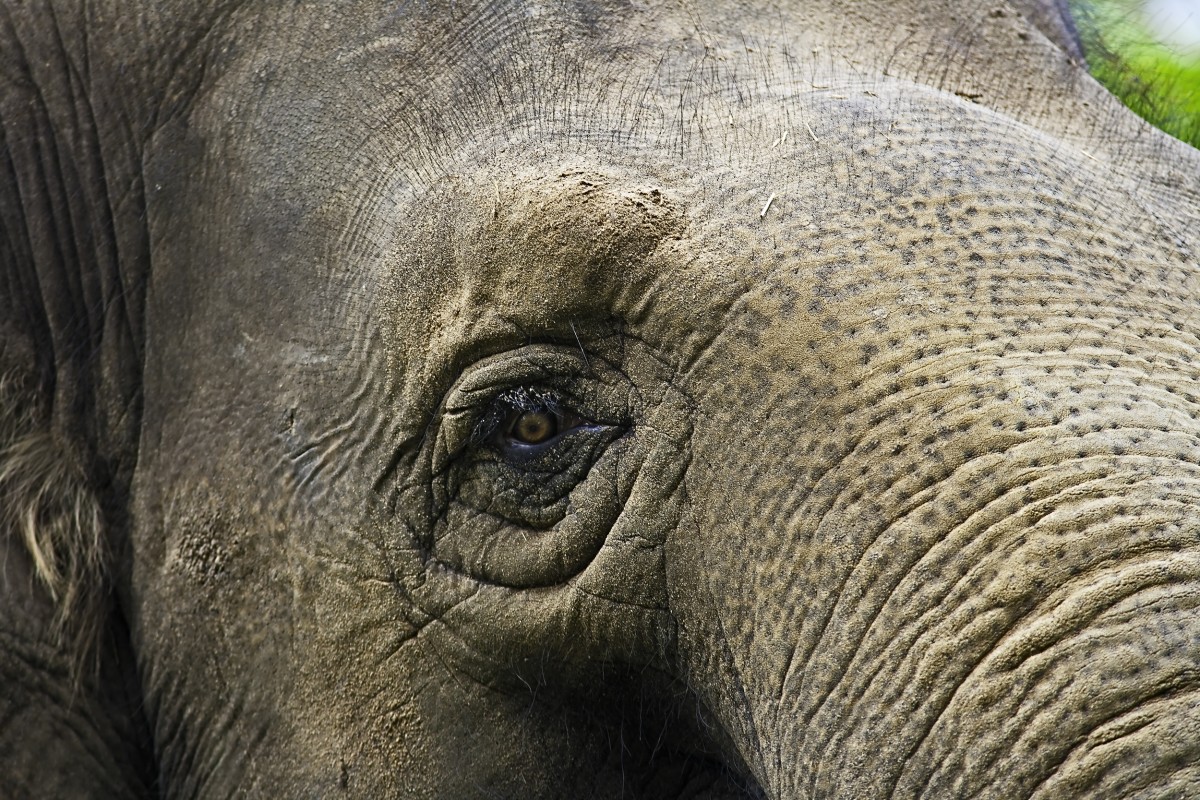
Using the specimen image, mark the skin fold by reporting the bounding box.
[2,1,1199,797]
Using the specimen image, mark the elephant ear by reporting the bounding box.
[0,0,166,793]
[0,534,152,800]
[1007,0,1086,62]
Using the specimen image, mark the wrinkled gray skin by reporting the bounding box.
[3,0,1200,797]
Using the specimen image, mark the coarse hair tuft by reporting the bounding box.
[0,367,108,678]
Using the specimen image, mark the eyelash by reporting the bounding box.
[471,387,565,445]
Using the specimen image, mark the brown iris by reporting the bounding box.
[510,410,558,444]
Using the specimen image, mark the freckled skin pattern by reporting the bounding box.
[2,1,1200,798]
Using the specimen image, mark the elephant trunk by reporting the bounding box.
[667,325,1200,797]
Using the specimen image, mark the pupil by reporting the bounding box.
[514,411,555,443]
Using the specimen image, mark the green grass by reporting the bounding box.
[1071,0,1200,148]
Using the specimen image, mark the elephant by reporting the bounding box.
[2,0,1199,796]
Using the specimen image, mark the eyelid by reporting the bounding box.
[431,350,589,475]
[430,343,629,475]
[474,387,564,443]
[436,386,594,473]
[443,351,588,413]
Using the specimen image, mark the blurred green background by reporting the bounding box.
[1071,0,1200,147]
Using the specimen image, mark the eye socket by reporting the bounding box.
[414,343,646,587]
[436,383,621,547]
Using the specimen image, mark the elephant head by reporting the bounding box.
[3,0,1199,797]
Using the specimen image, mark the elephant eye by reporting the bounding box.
[492,392,587,452]
[424,345,633,587]
[508,409,557,444]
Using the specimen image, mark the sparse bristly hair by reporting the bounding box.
[0,368,108,677]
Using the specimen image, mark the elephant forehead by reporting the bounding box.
[147,28,1193,423]
[346,90,1186,386]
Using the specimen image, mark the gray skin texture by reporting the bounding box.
[2,0,1200,797]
